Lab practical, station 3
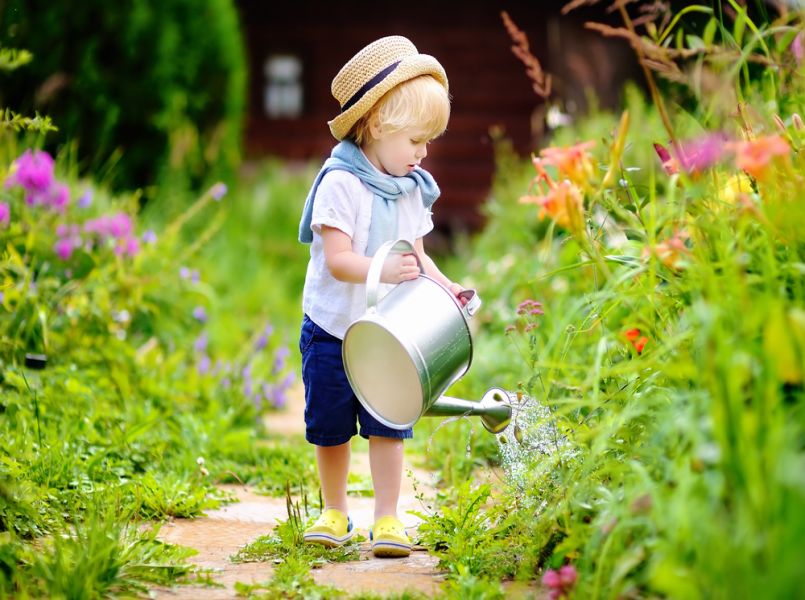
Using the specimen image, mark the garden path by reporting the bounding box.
[150,382,446,598]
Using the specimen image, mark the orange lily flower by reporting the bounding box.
[520,178,584,234]
[538,140,596,188]
[642,231,690,270]
[730,135,791,180]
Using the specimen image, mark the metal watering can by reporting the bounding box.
[342,239,512,434]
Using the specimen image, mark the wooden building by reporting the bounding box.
[236,1,639,232]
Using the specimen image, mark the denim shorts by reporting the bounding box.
[299,314,414,446]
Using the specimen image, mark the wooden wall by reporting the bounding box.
[236,1,638,232]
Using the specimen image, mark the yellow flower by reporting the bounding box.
[718,173,754,204]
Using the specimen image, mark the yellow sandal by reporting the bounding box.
[303,508,354,547]
[370,515,412,558]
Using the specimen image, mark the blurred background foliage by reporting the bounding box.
[0,0,246,200]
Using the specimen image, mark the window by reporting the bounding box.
[263,54,303,119]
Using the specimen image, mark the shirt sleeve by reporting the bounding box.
[416,190,435,238]
[310,171,361,238]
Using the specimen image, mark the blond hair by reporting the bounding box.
[348,75,450,146]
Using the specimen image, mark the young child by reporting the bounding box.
[297,36,465,558]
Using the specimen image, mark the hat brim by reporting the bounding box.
[328,54,448,141]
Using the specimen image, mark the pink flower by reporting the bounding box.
[677,133,729,173]
[108,213,132,238]
[123,236,140,257]
[558,565,578,587]
[54,238,74,260]
[654,134,729,175]
[0,202,9,227]
[793,32,804,65]
[542,569,561,588]
[47,182,70,212]
[542,564,578,598]
[5,150,54,194]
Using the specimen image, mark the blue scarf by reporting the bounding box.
[298,140,440,256]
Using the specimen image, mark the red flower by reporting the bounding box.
[624,328,648,353]
[624,328,640,341]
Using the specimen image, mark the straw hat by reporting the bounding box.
[328,36,448,141]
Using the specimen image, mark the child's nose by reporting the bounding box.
[417,145,427,159]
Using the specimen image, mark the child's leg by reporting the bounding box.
[315,442,351,513]
[368,436,404,520]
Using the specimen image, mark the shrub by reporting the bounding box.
[0,0,246,195]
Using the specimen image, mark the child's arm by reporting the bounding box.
[321,225,420,284]
[413,238,467,301]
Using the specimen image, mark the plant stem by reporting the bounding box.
[617,4,679,154]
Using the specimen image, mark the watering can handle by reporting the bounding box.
[365,239,425,311]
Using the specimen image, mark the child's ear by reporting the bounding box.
[368,118,383,140]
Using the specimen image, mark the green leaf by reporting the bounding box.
[763,306,802,384]
[686,35,706,50]
[702,17,718,46]
[733,9,747,47]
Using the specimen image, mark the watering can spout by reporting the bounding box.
[424,387,512,434]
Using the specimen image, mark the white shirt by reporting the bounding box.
[302,169,434,339]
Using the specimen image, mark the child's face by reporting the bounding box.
[364,125,431,177]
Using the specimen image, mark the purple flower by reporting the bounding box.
[272,346,290,374]
[179,266,192,280]
[54,238,74,260]
[47,182,70,212]
[0,202,9,227]
[197,354,211,375]
[272,388,288,409]
[194,331,208,354]
[5,150,54,194]
[142,229,157,244]
[242,363,253,381]
[210,182,228,201]
[77,188,93,208]
[192,306,208,323]
[254,333,269,352]
[220,377,231,389]
[0,291,4,303]
[281,372,294,388]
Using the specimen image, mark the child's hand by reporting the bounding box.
[449,282,469,305]
[380,252,420,283]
